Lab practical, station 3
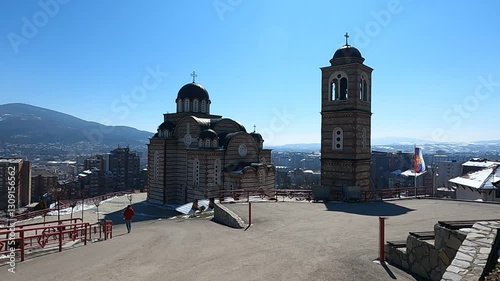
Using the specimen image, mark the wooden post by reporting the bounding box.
[84,223,87,245]
[379,217,386,262]
[248,202,252,226]
[58,225,63,252]
[20,230,25,262]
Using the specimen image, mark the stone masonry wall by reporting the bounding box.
[441,221,500,281]
[386,224,467,281]
[213,203,245,229]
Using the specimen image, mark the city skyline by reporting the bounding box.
[1,0,499,146]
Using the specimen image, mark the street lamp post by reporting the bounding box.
[127,194,133,205]
[56,188,62,224]
[69,201,77,221]
[81,190,85,221]
[94,199,100,223]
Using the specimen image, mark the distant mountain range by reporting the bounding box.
[0,103,153,146]
[268,139,500,153]
[2,103,499,154]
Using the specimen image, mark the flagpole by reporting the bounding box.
[414,144,417,197]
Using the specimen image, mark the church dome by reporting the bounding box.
[159,121,175,130]
[199,129,218,139]
[250,132,263,143]
[332,45,363,60]
[330,45,365,65]
[176,83,209,101]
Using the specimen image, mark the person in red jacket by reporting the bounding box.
[123,205,135,233]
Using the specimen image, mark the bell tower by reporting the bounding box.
[320,33,373,192]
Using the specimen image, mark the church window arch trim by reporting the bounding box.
[359,73,369,102]
[177,100,183,112]
[333,127,344,151]
[201,100,206,113]
[329,72,348,101]
[193,99,199,112]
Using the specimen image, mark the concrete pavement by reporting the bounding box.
[1,198,499,281]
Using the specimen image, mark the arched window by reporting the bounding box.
[330,73,348,101]
[213,139,218,148]
[177,100,183,112]
[193,99,199,112]
[331,79,338,101]
[193,158,199,186]
[333,127,344,151]
[339,77,348,100]
[205,139,211,148]
[359,79,364,100]
[214,159,221,186]
[198,139,203,147]
[364,80,369,101]
[184,99,190,112]
[201,100,206,113]
[206,102,210,114]
[360,74,368,101]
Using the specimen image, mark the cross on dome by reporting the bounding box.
[190,71,198,83]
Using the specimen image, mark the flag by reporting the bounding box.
[414,147,426,173]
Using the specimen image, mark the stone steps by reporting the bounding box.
[409,231,435,240]
[387,240,407,248]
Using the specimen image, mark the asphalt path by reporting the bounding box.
[1,198,499,281]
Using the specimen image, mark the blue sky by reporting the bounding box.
[1,0,499,145]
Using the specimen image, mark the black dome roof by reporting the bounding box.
[250,132,263,143]
[177,83,209,101]
[159,121,175,130]
[332,45,363,60]
[199,129,218,139]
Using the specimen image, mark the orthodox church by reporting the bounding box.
[147,74,275,205]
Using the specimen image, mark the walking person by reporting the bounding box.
[123,205,135,233]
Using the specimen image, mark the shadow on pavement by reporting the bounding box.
[324,201,414,217]
[103,201,180,226]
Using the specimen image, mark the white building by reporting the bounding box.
[450,163,500,202]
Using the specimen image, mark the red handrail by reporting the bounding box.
[0,221,91,262]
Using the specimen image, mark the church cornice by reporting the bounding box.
[320,63,373,72]
[321,108,372,115]
[321,157,371,161]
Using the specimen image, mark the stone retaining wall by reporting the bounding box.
[213,203,245,229]
[386,224,467,280]
[441,221,500,281]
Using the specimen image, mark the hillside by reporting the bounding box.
[0,103,153,145]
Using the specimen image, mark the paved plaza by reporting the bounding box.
[1,198,499,281]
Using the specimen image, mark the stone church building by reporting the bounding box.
[320,34,373,192]
[147,78,275,204]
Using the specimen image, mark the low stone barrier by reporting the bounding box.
[213,203,245,229]
[441,221,500,281]
[386,224,468,280]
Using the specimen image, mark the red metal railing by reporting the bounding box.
[0,222,89,262]
[217,188,313,202]
[11,208,56,222]
[213,187,432,203]
[0,219,113,262]
[88,220,113,241]
[6,191,135,223]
